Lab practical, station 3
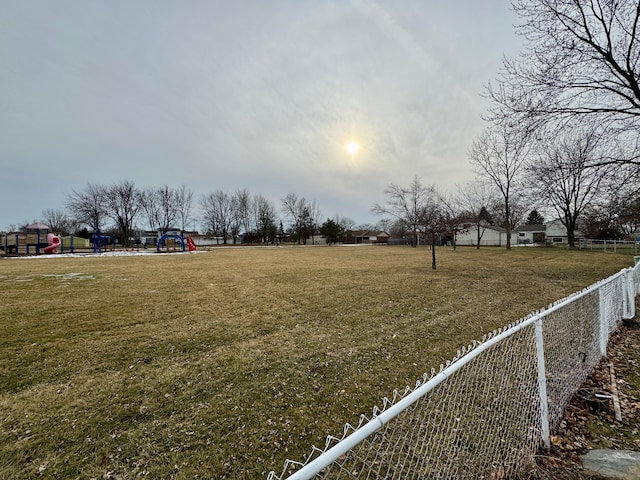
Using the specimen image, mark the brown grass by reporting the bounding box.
[0,245,633,479]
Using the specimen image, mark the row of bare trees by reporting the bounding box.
[199,189,281,244]
[373,1,640,264]
[467,121,629,249]
[466,0,640,248]
[58,181,195,247]
[27,181,363,248]
[371,157,637,269]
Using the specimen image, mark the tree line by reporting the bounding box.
[7,181,369,248]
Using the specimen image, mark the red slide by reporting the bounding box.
[44,234,61,254]
[186,236,197,251]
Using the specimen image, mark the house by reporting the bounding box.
[457,220,584,247]
[456,223,513,247]
[343,230,389,244]
[514,224,546,245]
[545,219,584,245]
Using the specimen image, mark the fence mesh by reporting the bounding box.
[542,290,601,428]
[268,263,638,480]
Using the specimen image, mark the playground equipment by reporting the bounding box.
[0,223,61,255]
[1,227,197,256]
[43,233,61,253]
[59,235,90,253]
[186,235,196,251]
[92,230,116,253]
[156,233,197,253]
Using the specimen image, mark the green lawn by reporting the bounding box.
[0,246,634,479]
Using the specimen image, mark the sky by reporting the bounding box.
[0,1,525,231]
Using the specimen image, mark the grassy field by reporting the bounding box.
[0,245,634,479]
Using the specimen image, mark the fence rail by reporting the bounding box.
[578,238,639,255]
[268,262,639,480]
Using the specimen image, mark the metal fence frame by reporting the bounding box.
[268,262,639,480]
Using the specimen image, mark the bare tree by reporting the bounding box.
[336,215,356,231]
[489,192,528,239]
[375,217,394,234]
[372,176,436,247]
[281,192,309,244]
[528,127,613,247]
[233,188,252,238]
[456,180,498,249]
[175,184,194,233]
[252,194,277,243]
[40,208,76,235]
[583,203,625,239]
[487,0,640,163]
[385,218,408,239]
[229,194,242,244]
[65,183,108,233]
[418,199,445,269]
[157,185,178,233]
[372,176,446,268]
[138,187,161,232]
[105,180,141,247]
[306,199,323,244]
[611,171,640,236]
[437,190,464,250]
[139,185,187,234]
[200,190,234,244]
[336,215,356,241]
[469,124,532,249]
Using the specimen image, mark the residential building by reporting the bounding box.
[545,219,584,245]
[456,223,512,247]
[514,224,546,245]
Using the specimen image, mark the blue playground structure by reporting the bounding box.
[93,230,115,253]
[157,232,186,252]
[156,232,197,253]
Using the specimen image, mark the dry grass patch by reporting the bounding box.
[0,246,633,479]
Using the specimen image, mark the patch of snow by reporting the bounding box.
[3,250,208,260]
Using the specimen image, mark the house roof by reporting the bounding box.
[482,225,507,233]
[26,222,49,230]
[515,224,546,232]
[348,230,389,237]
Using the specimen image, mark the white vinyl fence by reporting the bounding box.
[268,261,640,480]
[578,238,639,255]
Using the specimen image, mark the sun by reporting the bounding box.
[346,141,360,156]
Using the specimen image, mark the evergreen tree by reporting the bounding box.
[320,218,344,245]
[525,210,545,225]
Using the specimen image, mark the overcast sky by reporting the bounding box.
[0,1,524,231]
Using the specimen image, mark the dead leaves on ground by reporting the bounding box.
[531,320,640,479]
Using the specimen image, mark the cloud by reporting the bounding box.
[0,1,522,229]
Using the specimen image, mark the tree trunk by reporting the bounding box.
[566,217,577,248]
[431,233,437,270]
[505,199,511,250]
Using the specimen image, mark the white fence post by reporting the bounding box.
[599,286,608,356]
[623,268,635,319]
[534,317,550,450]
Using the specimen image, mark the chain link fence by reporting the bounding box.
[268,262,639,480]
